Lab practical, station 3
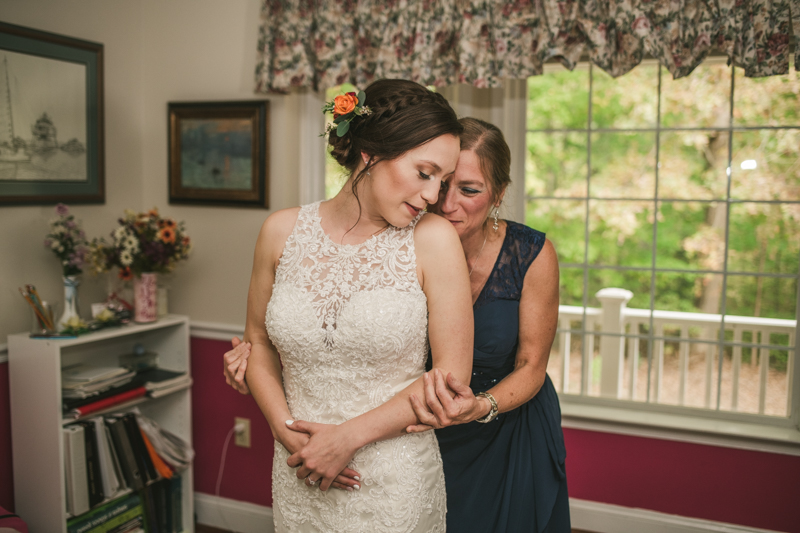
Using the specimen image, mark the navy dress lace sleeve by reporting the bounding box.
[434,221,570,532]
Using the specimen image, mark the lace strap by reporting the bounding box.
[474,221,545,310]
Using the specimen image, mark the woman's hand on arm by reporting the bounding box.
[286,214,473,488]
[406,369,491,432]
[223,336,251,395]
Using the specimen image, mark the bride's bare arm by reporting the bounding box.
[287,214,473,490]
[242,209,305,449]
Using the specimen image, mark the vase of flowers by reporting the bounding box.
[89,208,191,323]
[44,204,88,329]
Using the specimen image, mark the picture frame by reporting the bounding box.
[0,22,104,205]
[168,100,269,208]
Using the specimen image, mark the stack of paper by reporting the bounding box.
[62,364,136,400]
[137,368,193,398]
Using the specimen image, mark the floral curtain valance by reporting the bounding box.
[255,0,799,93]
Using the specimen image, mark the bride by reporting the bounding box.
[242,79,475,532]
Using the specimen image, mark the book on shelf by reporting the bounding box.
[121,413,158,484]
[63,368,190,414]
[77,420,105,508]
[66,491,143,533]
[62,364,131,384]
[64,424,91,517]
[92,417,124,498]
[136,414,194,470]
[106,416,145,491]
[67,387,148,419]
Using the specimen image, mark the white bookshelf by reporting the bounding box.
[8,315,194,533]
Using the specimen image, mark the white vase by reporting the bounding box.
[58,275,81,329]
[133,272,158,323]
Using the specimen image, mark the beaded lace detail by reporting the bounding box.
[265,202,446,533]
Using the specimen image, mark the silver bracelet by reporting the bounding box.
[475,391,499,423]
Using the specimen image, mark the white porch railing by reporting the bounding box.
[556,288,797,416]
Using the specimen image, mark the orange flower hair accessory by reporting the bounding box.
[322,89,371,137]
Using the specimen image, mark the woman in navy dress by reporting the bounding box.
[223,117,569,532]
[409,118,569,532]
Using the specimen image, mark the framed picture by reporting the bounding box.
[0,22,104,205]
[168,100,269,208]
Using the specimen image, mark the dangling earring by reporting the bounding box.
[492,207,499,232]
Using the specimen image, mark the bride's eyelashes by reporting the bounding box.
[418,171,431,180]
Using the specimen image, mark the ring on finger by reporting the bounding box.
[308,478,316,486]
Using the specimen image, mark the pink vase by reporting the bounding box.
[133,272,158,323]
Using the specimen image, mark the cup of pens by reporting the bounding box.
[20,285,58,337]
[31,301,58,336]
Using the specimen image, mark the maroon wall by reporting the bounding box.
[2,339,799,532]
[564,428,800,533]
[0,362,13,512]
[190,337,274,505]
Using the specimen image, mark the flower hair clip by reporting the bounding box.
[322,89,372,137]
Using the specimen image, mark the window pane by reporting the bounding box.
[660,62,731,129]
[656,201,726,272]
[655,272,724,314]
[591,63,659,129]
[725,275,797,320]
[557,266,585,307]
[730,130,800,201]
[590,132,656,198]
[548,295,585,395]
[526,132,587,197]
[734,62,800,127]
[727,202,800,275]
[587,268,651,310]
[658,131,728,200]
[588,200,654,268]
[527,67,589,130]
[526,199,586,265]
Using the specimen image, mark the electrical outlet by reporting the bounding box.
[234,417,251,448]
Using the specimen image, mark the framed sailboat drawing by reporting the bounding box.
[0,22,104,205]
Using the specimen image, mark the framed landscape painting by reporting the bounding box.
[168,100,269,208]
[0,22,104,205]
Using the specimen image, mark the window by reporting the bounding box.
[527,59,799,424]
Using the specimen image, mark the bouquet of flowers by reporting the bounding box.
[44,203,88,276]
[88,208,192,279]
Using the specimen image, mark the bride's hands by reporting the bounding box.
[406,369,490,433]
[224,336,251,395]
[284,420,362,492]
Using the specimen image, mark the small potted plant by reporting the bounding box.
[89,208,191,323]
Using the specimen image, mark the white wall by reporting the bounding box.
[1,0,146,341]
[1,0,301,341]
[138,0,299,327]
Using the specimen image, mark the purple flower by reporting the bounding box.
[55,203,69,216]
[66,220,76,229]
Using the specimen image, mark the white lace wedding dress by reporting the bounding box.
[265,202,446,532]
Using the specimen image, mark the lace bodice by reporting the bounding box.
[265,202,446,533]
[266,201,430,423]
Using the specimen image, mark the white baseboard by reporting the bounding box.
[193,495,779,533]
[194,493,273,533]
[570,499,782,533]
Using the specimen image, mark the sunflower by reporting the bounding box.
[159,218,177,229]
[159,227,176,244]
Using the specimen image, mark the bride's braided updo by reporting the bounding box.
[328,79,463,204]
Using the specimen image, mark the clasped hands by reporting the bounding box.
[223,339,488,491]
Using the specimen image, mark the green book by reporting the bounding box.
[67,492,142,533]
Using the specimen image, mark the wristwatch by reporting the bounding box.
[475,391,499,423]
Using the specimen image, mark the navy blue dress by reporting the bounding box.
[432,221,570,532]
